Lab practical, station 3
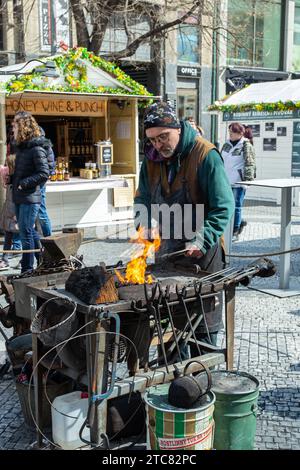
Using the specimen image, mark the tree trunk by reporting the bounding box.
[70,0,90,49]
[13,0,25,62]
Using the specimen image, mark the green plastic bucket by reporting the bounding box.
[144,383,215,451]
[211,370,259,450]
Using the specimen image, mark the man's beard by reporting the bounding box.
[159,146,175,159]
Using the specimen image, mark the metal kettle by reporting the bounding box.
[168,360,212,409]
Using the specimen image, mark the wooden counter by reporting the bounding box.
[45,176,127,192]
[44,176,134,230]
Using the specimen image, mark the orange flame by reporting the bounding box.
[115,227,160,284]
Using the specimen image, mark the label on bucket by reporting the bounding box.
[158,425,213,450]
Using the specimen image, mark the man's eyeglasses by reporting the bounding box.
[148,132,170,146]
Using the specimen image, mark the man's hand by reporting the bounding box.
[185,244,203,258]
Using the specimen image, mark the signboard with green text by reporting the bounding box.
[223,109,300,121]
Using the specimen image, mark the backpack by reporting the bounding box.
[0,185,18,233]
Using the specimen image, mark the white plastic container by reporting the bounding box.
[51,391,90,450]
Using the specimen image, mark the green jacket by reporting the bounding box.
[135,122,234,254]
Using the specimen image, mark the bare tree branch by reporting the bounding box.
[107,0,202,60]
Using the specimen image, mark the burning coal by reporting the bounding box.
[115,227,160,285]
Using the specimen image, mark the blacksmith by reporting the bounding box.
[134,101,234,356]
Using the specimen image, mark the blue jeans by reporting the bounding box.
[2,232,22,262]
[232,187,246,233]
[38,185,52,237]
[15,203,41,273]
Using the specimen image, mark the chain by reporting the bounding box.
[8,258,80,281]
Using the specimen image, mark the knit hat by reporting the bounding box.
[144,101,180,130]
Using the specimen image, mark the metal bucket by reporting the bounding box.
[144,383,215,450]
[211,370,259,450]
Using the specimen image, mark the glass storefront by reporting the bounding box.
[227,0,283,69]
[177,87,198,120]
[292,0,300,71]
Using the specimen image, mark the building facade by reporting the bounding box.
[1,0,300,142]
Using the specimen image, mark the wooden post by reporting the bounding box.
[90,319,109,447]
[224,284,235,370]
[30,294,44,448]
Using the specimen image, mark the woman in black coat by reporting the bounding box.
[11,111,49,272]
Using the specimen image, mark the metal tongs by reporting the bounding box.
[159,248,189,260]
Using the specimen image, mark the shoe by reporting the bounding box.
[0,260,9,270]
[238,220,247,235]
[13,261,22,270]
[232,231,239,242]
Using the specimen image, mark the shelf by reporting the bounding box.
[68,127,92,130]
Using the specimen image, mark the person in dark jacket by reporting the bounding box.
[11,111,49,272]
[134,101,234,360]
[37,127,55,237]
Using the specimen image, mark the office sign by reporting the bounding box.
[177,66,201,78]
[5,97,106,116]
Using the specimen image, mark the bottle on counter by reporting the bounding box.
[68,160,73,177]
[64,162,70,181]
[91,163,98,179]
[57,163,64,181]
[50,165,57,182]
[86,162,93,179]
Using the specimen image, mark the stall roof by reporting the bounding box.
[2,89,158,100]
[209,79,300,113]
[0,47,154,99]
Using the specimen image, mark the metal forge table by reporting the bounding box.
[12,258,274,449]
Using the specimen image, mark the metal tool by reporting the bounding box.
[159,248,189,260]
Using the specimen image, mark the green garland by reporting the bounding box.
[3,47,153,104]
[208,100,300,113]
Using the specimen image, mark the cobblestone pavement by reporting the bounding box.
[0,203,299,450]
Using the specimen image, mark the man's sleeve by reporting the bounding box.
[197,149,235,254]
[133,159,152,230]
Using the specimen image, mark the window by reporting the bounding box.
[101,14,151,61]
[292,0,300,71]
[177,88,198,120]
[177,24,199,63]
[227,0,283,69]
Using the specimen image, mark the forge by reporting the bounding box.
[8,252,275,449]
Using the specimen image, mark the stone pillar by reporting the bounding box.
[283,0,295,72]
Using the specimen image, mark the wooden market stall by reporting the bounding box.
[209,79,300,205]
[0,48,154,230]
